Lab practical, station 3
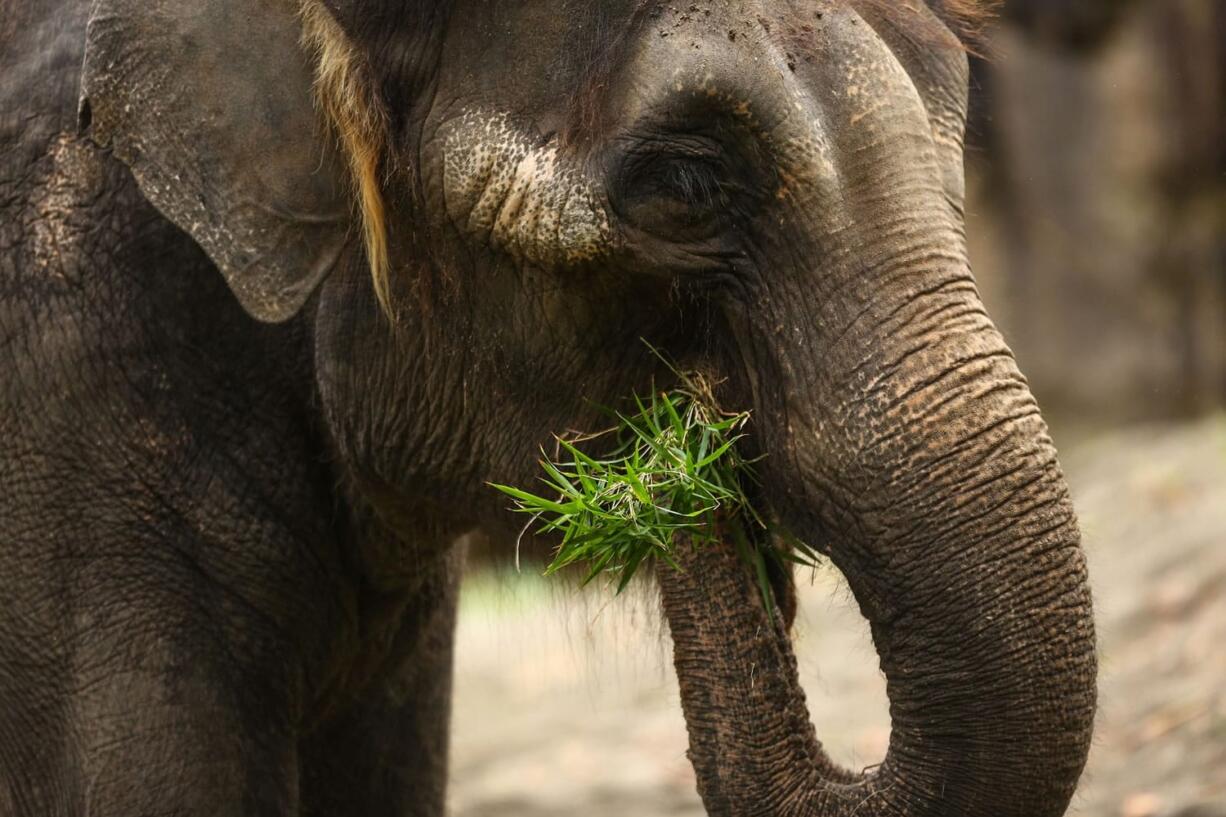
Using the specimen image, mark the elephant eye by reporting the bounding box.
[651,157,725,209]
[617,151,732,233]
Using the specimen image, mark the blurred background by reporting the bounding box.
[448,3,1226,816]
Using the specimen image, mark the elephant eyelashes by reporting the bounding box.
[651,157,726,209]
[616,152,735,235]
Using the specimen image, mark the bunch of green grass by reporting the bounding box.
[492,369,819,613]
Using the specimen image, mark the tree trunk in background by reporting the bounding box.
[967,0,1226,426]
[1159,0,1226,414]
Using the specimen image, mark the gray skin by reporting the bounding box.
[0,1,1096,816]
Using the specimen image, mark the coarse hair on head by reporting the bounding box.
[932,0,1001,50]
[299,0,394,316]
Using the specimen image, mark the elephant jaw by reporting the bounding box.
[440,111,612,269]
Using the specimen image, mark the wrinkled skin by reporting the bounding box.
[1,1,1096,815]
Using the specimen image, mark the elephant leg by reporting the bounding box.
[20,574,311,817]
[71,670,301,817]
[298,548,463,817]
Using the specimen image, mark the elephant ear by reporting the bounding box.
[80,0,352,322]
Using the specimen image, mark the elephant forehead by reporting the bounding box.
[440,111,612,269]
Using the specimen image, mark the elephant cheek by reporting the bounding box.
[438,111,612,269]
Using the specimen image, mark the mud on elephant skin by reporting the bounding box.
[0,0,1094,815]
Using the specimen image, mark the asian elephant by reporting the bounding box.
[0,1,1096,815]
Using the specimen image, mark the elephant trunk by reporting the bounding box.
[659,305,1097,815]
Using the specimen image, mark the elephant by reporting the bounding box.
[0,1,1097,815]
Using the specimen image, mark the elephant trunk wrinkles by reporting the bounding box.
[658,321,1097,816]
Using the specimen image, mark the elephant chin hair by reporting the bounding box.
[299,0,393,315]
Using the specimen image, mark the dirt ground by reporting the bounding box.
[449,415,1226,817]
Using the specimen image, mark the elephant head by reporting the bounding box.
[79,0,1096,814]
